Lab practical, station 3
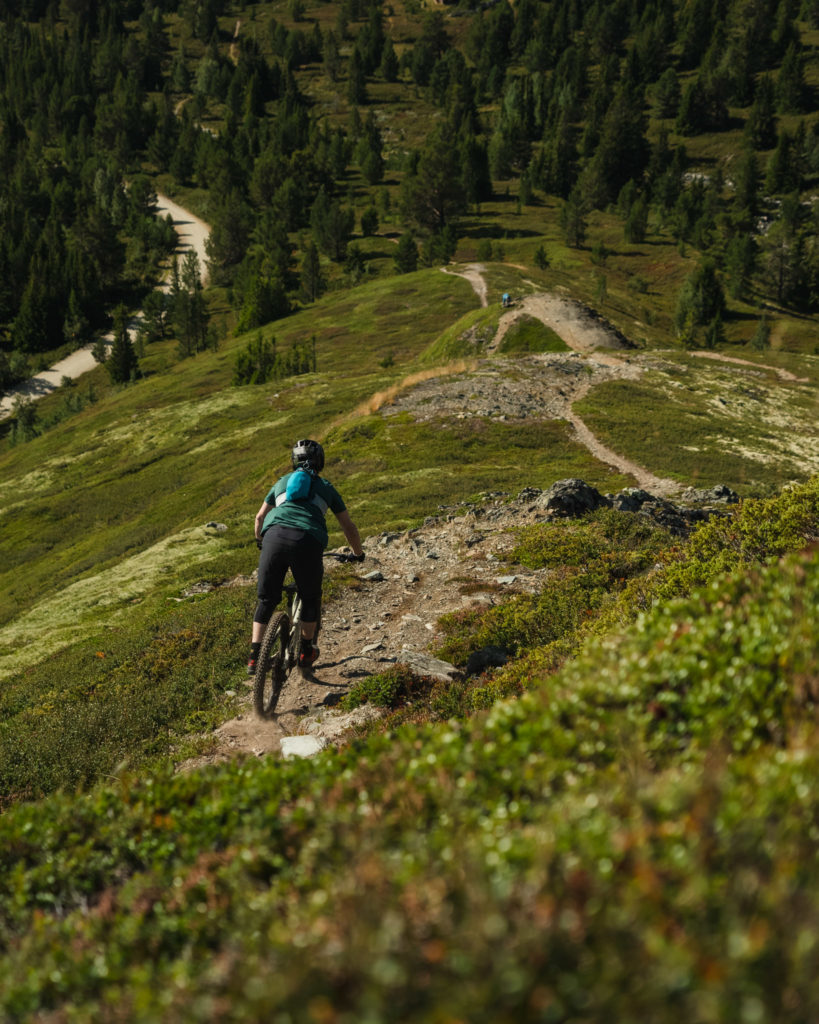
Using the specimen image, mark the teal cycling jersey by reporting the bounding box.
[261,473,346,548]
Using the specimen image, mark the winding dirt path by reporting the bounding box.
[437,264,677,495]
[690,349,810,382]
[441,264,488,307]
[0,195,210,419]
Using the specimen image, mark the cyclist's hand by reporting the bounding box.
[255,537,263,550]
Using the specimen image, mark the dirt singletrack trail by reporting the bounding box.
[179,489,568,770]
[432,265,679,495]
[441,263,489,306]
[690,349,810,382]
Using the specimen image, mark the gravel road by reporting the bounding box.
[0,194,210,419]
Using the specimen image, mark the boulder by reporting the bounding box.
[681,484,739,505]
[537,478,610,518]
[609,488,656,512]
[465,645,509,676]
[397,648,460,682]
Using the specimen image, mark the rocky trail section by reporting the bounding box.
[380,350,680,497]
[179,479,736,771]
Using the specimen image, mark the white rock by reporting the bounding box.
[280,736,327,759]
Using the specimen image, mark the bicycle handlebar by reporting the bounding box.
[254,538,364,563]
[325,551,366,563]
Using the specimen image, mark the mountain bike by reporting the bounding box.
[253,551,361,719]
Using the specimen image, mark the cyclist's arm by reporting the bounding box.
[335,509,364,557]
[254,501,273,541]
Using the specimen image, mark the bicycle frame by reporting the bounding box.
[253,552,356,719]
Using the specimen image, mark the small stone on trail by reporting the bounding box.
[364,570,385,582]
[496,575,518,584]
[281,736,327,759]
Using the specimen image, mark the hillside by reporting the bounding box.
[2,0,819,1016]
[1,477,818,1019]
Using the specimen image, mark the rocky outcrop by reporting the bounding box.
[537,478,611,517]
[531,477,738,536]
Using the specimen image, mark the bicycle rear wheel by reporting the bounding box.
[254,612,290,718]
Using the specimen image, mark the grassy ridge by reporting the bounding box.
[1,490,818,1018]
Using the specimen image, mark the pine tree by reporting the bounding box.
[348,49,367,105]
[654,67,680,119]
[300,242,325,303]
[399,127,466,232]
[673,258,726,344]
[776,43,805,113]
[561,186,588,248]
[725,234,757,300]
[745,78,777,150]
[394,233,419,273]
[107,304,139,383]
[380,37,399,82]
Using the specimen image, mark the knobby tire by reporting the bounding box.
[254,612,290,718]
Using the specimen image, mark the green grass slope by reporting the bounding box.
[1,480,818,1020]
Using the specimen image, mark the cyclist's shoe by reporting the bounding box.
[246,658,257,676]
[298,646,319,670]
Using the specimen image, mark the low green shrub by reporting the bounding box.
[1,550,819,1020]
[561,545,819,761]
[341,666,420,710]
[653,476,819,603]
[511,506,672,571]
[0,589,254,807]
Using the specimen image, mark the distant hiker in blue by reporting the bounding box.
[248,439,364,674]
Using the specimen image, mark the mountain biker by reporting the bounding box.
[248,439,365,675]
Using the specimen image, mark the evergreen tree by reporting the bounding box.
[347,49,367,105]
[725,234,756,300]
[310,189,355,262]
[394,233,419,273]
[538,115,577,199]
[733,148,760,224]
[300,242,325,303]
[776,43,805,113]
[236,272,290,333]
[323,30,341,83]
[654,67,680,119]
[380,37,399,82]
[400,127,466,232]
[745,77,777,150]
[360,206,379,237]
[171,252,208,357]
[673,258,726,345]
[344,244,366,283]
[107,304,139,383]
[766,129,801,194]
[624,196,649,244]
[561,186,588,248]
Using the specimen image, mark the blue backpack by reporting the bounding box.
[284,467,315,503]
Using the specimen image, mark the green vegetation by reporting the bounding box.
[574,366,819,492]
[497,314,569,354]
[3,0,819,1013]
[1,481,818,1019]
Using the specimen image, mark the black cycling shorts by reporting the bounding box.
[254,525,323,624]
